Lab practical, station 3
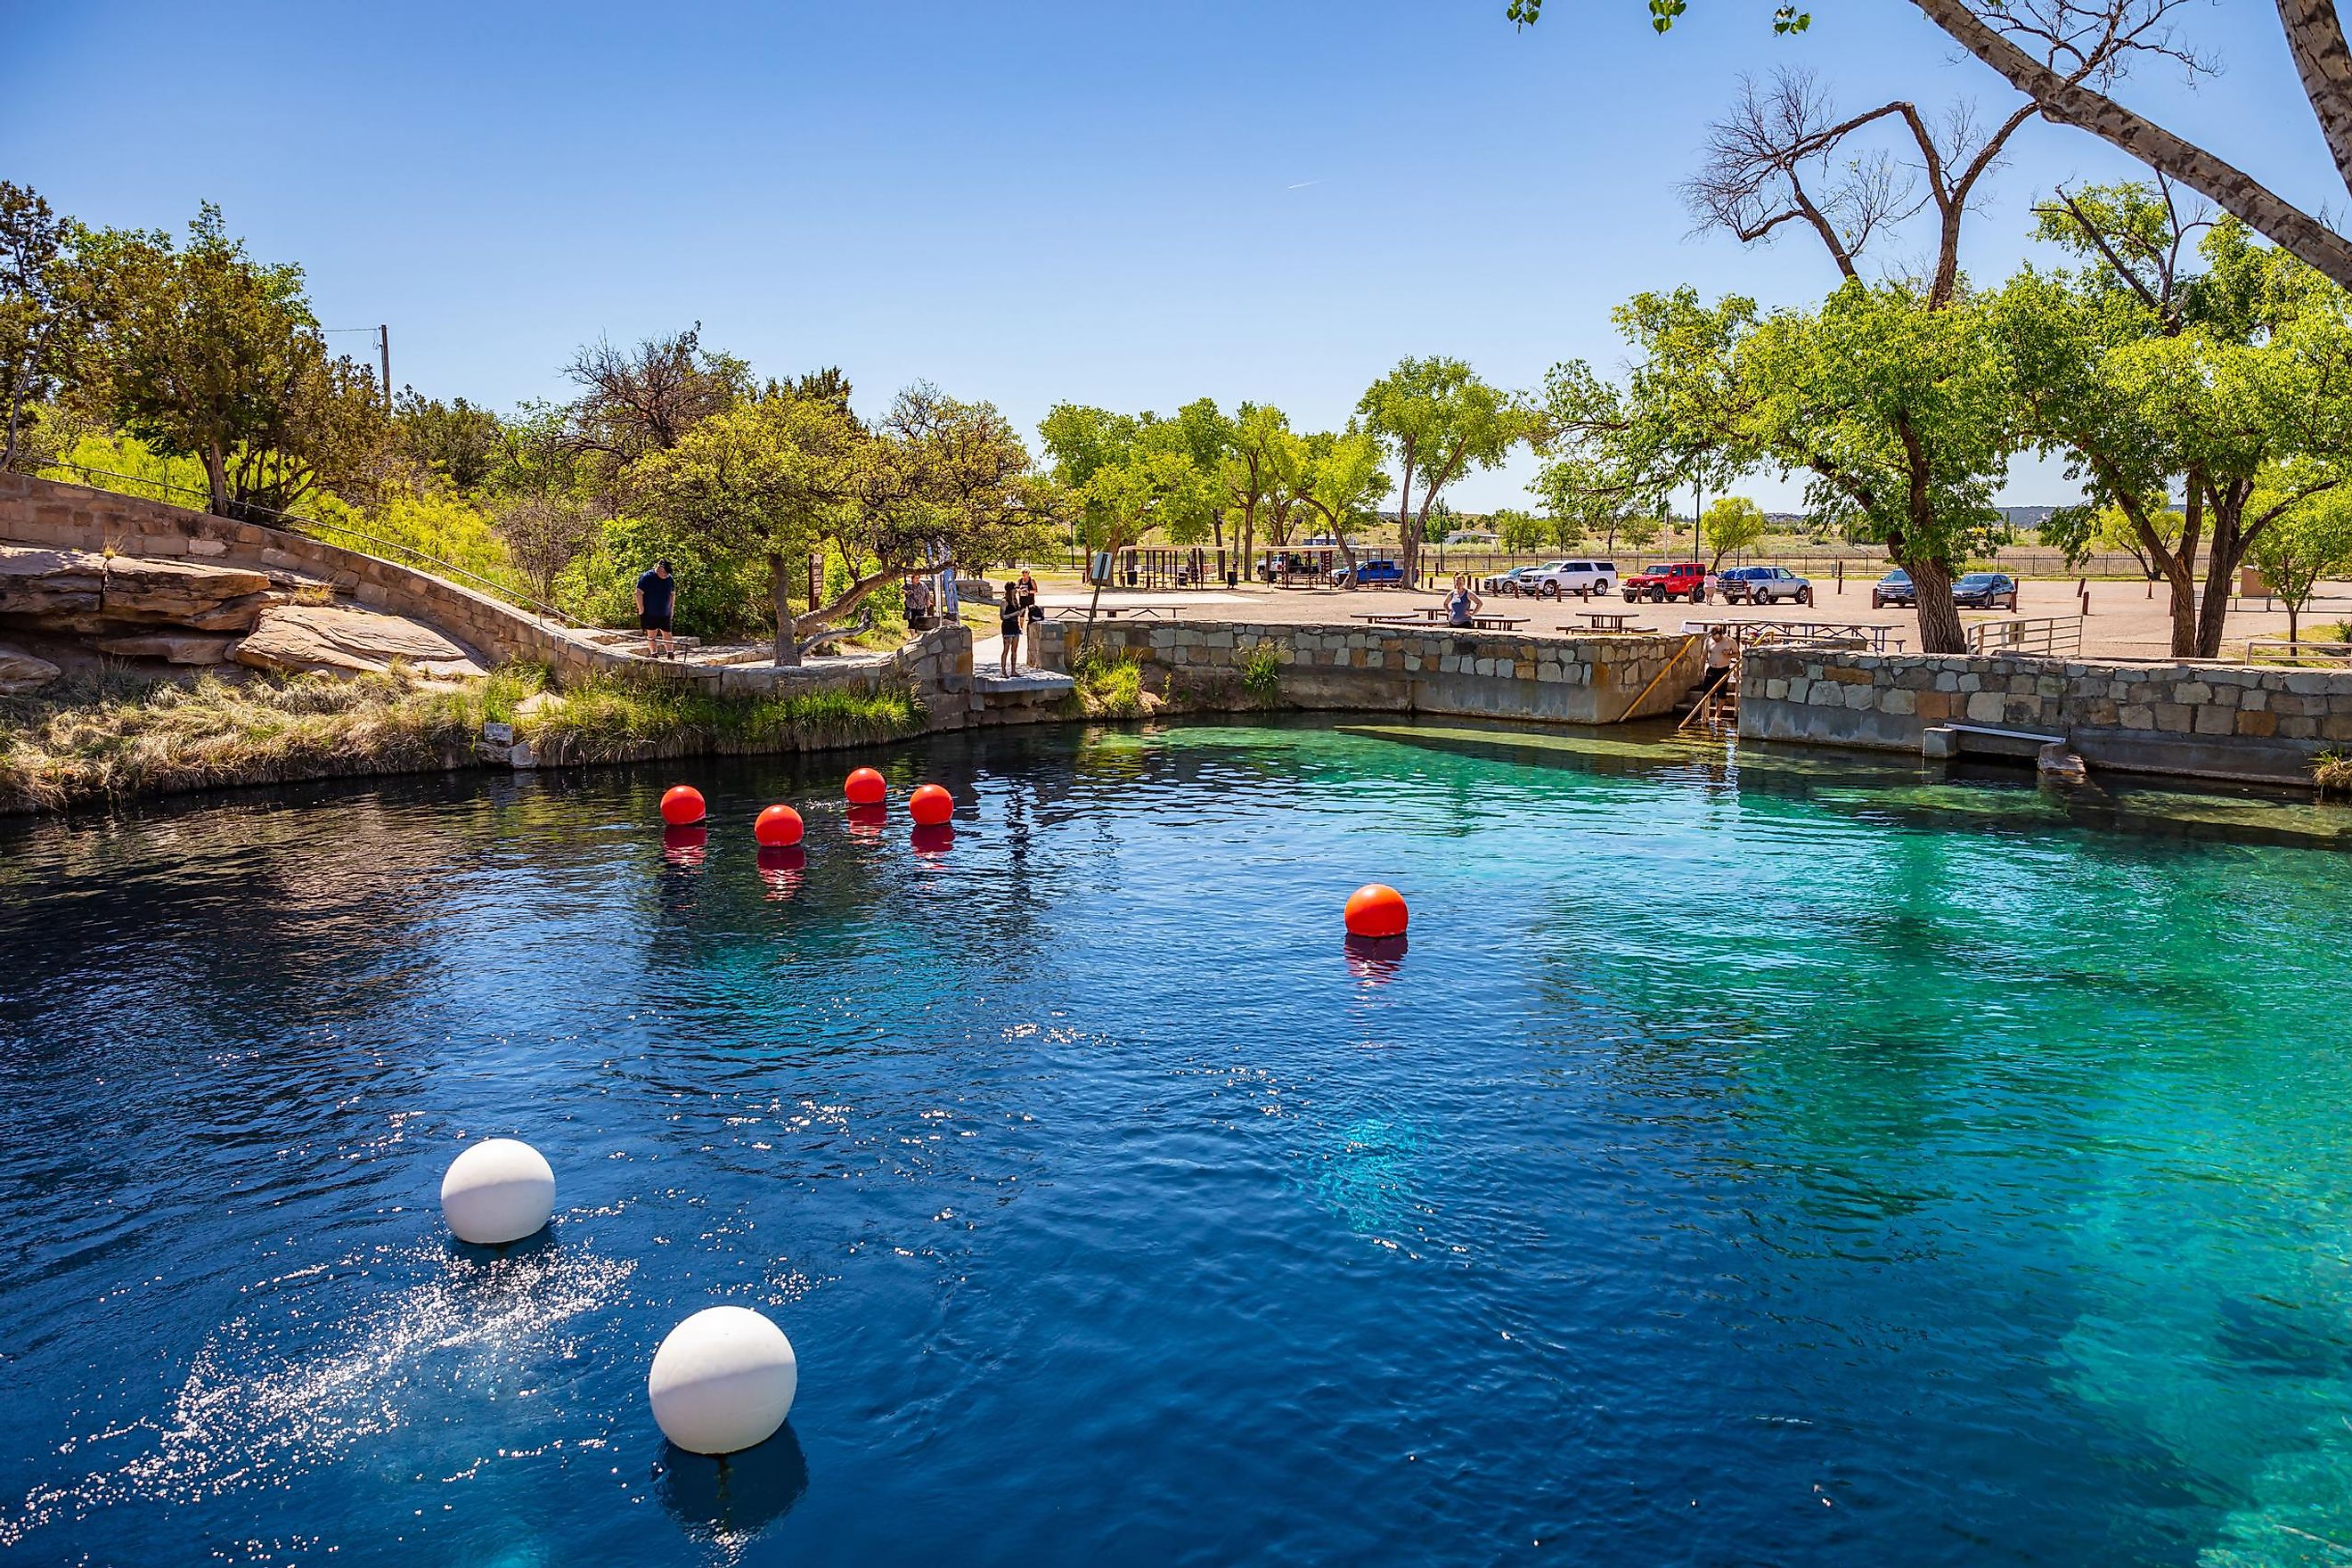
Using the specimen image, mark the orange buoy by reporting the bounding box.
[660,785,706,826]
[845,767,886,807]
[909,783,953,827]
[754,804,804,847]
[1343,883,1409,940]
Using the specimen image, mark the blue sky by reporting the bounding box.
[4,1,2336,513]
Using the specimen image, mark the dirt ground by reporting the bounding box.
[1011,575,2352,661]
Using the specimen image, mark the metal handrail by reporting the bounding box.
[1964,616,2085,657]
[38,461,588,629]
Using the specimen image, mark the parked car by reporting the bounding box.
[1872,568,1915,608]
[1330,557,1404,587]
[1622,561,1717,604]
[1478,563,1548,595]
[1718,565,1814,606]
[1952,571,2021,610]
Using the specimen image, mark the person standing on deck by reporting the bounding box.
[999,580,1025,676]
[635,560,677,660]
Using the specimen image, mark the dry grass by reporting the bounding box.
[2315,750,2352,798]
[0,663,543,813]
[2,659,927,813]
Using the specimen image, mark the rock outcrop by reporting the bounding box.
[0,640,61,693]
[86,632,242,666]
[97,556,272,621]
[0,548,104,617]
[233,603,486,677]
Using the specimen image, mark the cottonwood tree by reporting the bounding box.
[65,203,388,519]
[1702,494,1768,567]
[1296,428,1390,578]
[2250,481,2352,643]
[1515,2,2352,294]
[1358,357,1532,584]
[0,182,68,472]
[1998,199,2352,654]
[1040,401,1222,617]
[1223,402,1293,574]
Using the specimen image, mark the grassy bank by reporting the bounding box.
[1,664,924,813]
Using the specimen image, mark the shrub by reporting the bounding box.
[1240,641,1282,705]
[559,515,768,641]
[2316,750,2352,798]
[1068,641,1146,719]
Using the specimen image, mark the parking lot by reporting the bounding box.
[1024,573,2352,661]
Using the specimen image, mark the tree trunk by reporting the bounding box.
[203,445,232,519]
[769,551,800,668]
[2277,0,2352,197]
[1907,0,2352,291]
[1904,556,1969,654]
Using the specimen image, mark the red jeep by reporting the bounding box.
[1622,561,1717,604]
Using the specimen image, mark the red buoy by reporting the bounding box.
[909,783,954,827]
[1343,883,1409,940]
[660,785,706,826]
[845,767,886,807]
[754,804,804,847]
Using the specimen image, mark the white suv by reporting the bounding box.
[1514,559,1616,600]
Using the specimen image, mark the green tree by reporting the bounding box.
[0,182,69,472]
[65,203,387,518]
[1701,494,1767,568]
[394,391,502,493]
[1296,429,1389,581]
[1040,401,1222,615]
[1357,356,1531,584]
[565,324,749,500]
[633,388,856,665]
[1492,506,1549,552]
[1223,402,1292,576]
[2000,206,2352,656]
[2250,480,2352,644]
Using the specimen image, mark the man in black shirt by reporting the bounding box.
[635,559,677,659]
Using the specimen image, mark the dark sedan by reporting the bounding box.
[1953,572,2021,610]
[1871,568,1915,609]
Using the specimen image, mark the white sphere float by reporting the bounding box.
[438,1138,556,1245]
[649,1306,799,1455]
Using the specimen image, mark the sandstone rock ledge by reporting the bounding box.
[233,603,486,677]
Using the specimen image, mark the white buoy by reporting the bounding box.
[438,1138,555,1245]
[649,1306,799,1455]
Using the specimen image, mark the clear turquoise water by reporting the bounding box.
[2,717,2350,1566]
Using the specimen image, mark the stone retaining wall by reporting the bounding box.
[1740,647,2352,782]
[1029,617,1698,724]
[0,474,982,725]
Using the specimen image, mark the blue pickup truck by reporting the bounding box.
[1329,558,1404,587]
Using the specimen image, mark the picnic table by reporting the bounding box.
[1353,608,1531,631]
[1574,609,1650,633]
[1048,605,1181,621]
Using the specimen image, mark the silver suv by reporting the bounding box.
[1719,565,1814,606]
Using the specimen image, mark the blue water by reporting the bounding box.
[4,717,2351,1566]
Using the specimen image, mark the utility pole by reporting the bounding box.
[378,325,392,408]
